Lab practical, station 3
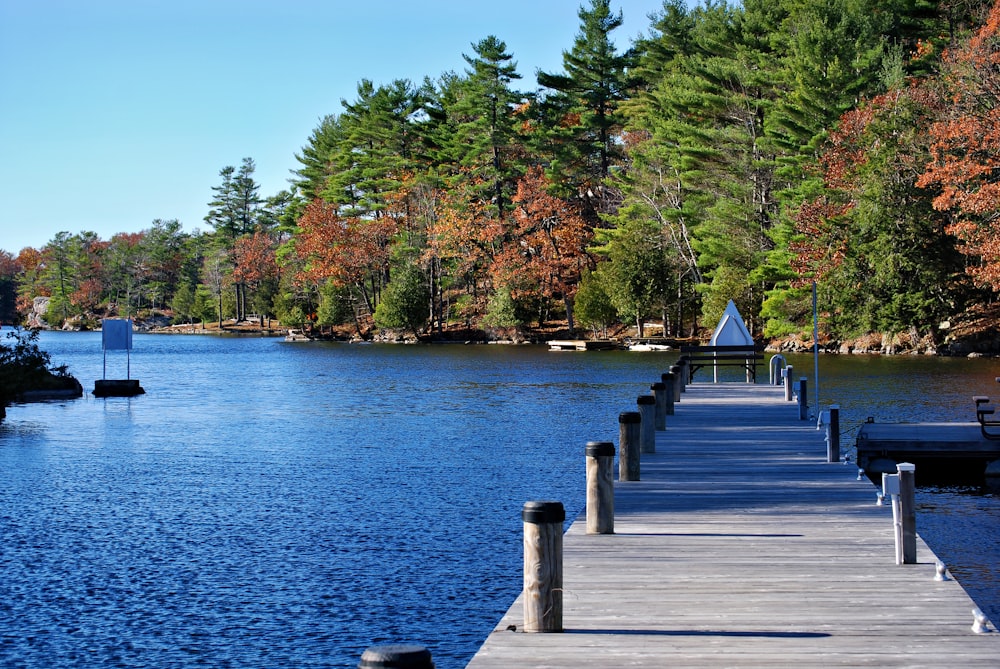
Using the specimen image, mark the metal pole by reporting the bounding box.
[813,280,819,411]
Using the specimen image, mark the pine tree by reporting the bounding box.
[535,0,634,219]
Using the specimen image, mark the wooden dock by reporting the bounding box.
[548,340,623,351]
[467,383,999,667]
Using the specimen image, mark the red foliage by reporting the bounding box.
[423,184,495,279]
[295,199,397,287]
[790,198,854,287]
[916,3,1000,290]
[232,231,277,286]
[498,166,594,299]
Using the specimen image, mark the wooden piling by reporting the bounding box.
[661,372,675,415]
[784,364,794,401]
[650,382,667,430]
[522,501,565,633]
[358,644,434,668]
[798,377,809,420]
[618,412,641,481]
[827,405,840,463]
[898,463,917,564]
[637,395,656,454]
[585,441,615,535]
[669,365,682,402]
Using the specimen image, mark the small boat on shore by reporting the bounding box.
[627,342,673,352]
[284,329,310,342]
[626,337,674,352]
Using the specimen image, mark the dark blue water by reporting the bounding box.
[1,334,997,668]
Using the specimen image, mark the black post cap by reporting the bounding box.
[358,643,434,668]
[651,382,666,390]
[619,411,641,424]
[637,395,656,405]
[522,500,565,524]
[586,441,615,457]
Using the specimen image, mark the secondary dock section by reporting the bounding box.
[468,383,999,667]
[856,421,1000,479]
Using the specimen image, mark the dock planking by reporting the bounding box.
[467,383,999,668]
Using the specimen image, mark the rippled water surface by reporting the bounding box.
[1,334,998,668]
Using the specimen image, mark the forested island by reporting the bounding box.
[2,0,999,355]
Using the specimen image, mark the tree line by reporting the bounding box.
[2,0,1000,343]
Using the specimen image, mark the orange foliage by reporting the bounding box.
[232,231,277,286]
[295,199,397,287]
[0,250,21,277]
[916,3,1000,289]
[498,166,594,299]
[423,178,498,279]
[790,198,853,287]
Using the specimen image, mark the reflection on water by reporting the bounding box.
[0,334,998,667]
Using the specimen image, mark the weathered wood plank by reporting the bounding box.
[467,383,1000,668]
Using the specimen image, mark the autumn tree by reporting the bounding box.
[499,167,595,329]
[294,199,398,334]
[917,2,1000,291]
[232,229,279,325]
[794,85,964,336]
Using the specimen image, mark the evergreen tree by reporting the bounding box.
[438,36,526,223]
[535,0,634,219]
[292,115,344,204]
[325,79,425,219]
[373,263,430,336]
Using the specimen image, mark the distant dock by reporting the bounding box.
[467,383,999,667]
[548,340,622,351]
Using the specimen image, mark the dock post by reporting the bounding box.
[585,441,615,534]
[784,365,794,401]
[827,405,840,463]
[669,366,682,403]
[798,377,809,420]
[769,354,786,385]
[661,372,675,415]
[618,412,641,481]
[651,382,667,430]
[358,644,434,668]
[678,356,689,392]
[522,501,565,633]
[897,463,917,564]
[637,396,656,454]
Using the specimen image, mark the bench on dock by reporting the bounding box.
[975,392,1000,440]
[680,344,764,383]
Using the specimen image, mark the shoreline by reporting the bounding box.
[12,320,998,358]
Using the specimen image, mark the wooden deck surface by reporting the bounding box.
[467,383,1000,667]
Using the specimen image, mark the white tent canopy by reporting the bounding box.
[709,300,753,347]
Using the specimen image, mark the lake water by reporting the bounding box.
[1,332,998,668]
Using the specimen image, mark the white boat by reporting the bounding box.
[284,329,310,342]
[628,342,672,352]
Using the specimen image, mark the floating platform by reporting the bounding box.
[548,340,622,351]
[93,379,145,397]
[855,421,1000,480]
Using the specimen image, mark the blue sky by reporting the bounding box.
[0,0,673,254]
